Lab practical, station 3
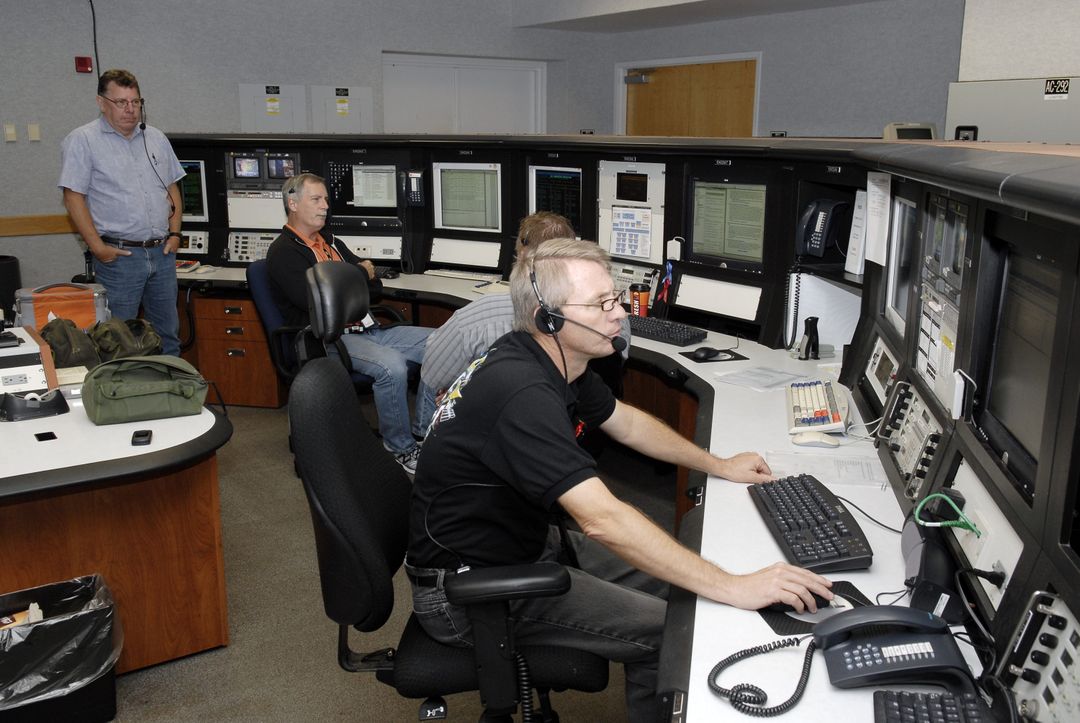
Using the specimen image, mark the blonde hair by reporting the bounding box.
[510,238,610,333]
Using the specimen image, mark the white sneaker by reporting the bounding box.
[392,445,422,475]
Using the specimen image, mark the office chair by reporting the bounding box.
[246,259,307,383]
[288,357,609,722]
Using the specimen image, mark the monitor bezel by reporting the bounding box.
[432,161,503,234]
[178,159,209,223]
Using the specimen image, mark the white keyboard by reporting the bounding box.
[423,268,502,282]
[787,379,849,434]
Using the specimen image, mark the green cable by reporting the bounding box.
[914,493,982,537]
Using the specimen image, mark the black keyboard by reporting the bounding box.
[374,265,399,279]
[874,690,991,723]
[627,315,706,347]
[747,474,873,573]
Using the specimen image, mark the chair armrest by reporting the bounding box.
[268,324,308,381]
[371,304,407,327]
[444,561,570,606]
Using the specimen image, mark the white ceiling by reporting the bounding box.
[513,0,879,33]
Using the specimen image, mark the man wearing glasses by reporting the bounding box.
[59,69,184,355]
[407,238,832,721]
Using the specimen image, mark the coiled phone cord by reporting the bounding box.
[707,637,817,717]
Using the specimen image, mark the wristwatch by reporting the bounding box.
[167,232,182,240]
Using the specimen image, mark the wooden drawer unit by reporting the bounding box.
[192,294,284,408]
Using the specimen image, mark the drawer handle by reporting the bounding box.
[225,326,245,335]
[226,348,246,358]
[224,306,244,315]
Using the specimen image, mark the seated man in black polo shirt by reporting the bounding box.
[406,237,832,722]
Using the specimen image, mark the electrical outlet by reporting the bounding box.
[956,509,988,564]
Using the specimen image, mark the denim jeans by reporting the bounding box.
[416,382,438,438]
[340,324,432,453]
[408,527,667,722]
[92,246,180,356]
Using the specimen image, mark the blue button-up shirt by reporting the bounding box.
[59,116,185,240]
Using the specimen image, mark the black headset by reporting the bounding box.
[530,267,563,335]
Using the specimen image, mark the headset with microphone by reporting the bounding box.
[530,269,627,353]
[139,98,146,130]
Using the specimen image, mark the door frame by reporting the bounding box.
[383,52,547,133]
[614,51,763,136]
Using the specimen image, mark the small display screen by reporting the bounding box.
[233,157,260,178]
[267,157,296,179]
[615,172,648,203]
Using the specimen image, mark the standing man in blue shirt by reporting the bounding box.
[59,69,184,356]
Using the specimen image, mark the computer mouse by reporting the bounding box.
[692,346,720,361]
[382,268,399,279]
[791,431,840,448]
[763,591,834,614]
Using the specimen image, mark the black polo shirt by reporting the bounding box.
[407,331,617,570]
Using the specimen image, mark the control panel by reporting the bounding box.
[178,230,209,256]
[1000,591,1080,722]
[879,383,943,500]
[227,232,276,264]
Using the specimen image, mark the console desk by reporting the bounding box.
[0,392,232,674]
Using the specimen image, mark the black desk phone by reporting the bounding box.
[707,605,976,716]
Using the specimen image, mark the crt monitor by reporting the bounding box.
[528,165,582,234]
[685,179,767,270]
[971,213,1068,504]
[432,162,502,233]
[179,160,208,223]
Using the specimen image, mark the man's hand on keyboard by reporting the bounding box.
[715,451,774,484]
[723,562,833,613]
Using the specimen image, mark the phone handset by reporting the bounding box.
[404,170,425,206]
[796,199,850,258]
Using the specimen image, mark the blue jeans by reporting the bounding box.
[340,324,433,453]
[92,246,180,356]
[408,527,667,722]
[417,383,438,438]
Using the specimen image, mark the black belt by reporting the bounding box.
[406,569,454,588]
[101,235,166,248]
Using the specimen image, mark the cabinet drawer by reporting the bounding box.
[196,338,283,408]
[193,297,261,322]
[196,318,267,343]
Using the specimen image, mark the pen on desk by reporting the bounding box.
[475,281,492,288]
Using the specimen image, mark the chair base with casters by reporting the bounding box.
[288,357,609,722]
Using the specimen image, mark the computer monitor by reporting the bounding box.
[432,162,502,233]
[179,160,208,223]
[265,153,297,180]
[884,196,919,336]
[970,212,1068,505]
[685,179,767,270]
[233,155,261,179]
[326,162,398,215]
[528,165,582,234]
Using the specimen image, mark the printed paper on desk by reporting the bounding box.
[767,451,887,487]
[713,367,804,391]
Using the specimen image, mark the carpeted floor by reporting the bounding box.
[113,403,675,722]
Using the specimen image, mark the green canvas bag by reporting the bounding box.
[90,318,163,361]
[81,355,208,425]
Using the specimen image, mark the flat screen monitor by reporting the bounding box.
[687,180,767,268]
[616,172,649,203]
[433,162,501,233]
[178,160,208,223]
[977,250,1060,502]
[528,166,582,234]
[884,196,918,335]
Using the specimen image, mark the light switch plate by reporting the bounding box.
[3,124,16,142]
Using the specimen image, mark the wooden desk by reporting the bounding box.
[0,392,232,673]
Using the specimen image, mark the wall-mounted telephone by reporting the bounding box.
[797,199,850,258]
[404,170,425,206]
[814,605,974,694]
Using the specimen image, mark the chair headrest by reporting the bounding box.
[304,262,371,344]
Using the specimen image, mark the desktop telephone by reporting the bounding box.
[796,199,850,258]
[707,605,975,716]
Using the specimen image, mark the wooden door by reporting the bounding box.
[626,60,757,137]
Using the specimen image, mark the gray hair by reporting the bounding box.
[510,237,611,333]
[281,172,325,216]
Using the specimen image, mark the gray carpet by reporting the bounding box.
[113,403,675,722]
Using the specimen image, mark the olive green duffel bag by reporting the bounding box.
[82,355,208,425]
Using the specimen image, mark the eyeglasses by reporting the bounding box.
[99,95,144,110]
[561,289,626,312]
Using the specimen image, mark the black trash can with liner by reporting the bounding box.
[0,575,122,722]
